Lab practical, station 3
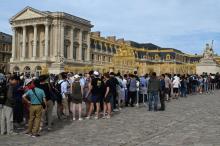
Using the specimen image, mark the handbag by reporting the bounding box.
[32,88,46,109]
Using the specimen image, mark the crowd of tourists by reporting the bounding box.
[0,70,220,137]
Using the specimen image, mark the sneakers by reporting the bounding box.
[31,134,40,138]
[72,118,76,121]
[25,132,32,136]
[106,115,111,119]
[85,116,90,120]
[94,116,99,120]
[113,109,119,112]
[8,132,18,136]
[78,118,83,121]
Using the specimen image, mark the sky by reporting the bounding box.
[0,0,220,55]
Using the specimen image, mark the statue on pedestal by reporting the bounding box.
[203,41,214,60]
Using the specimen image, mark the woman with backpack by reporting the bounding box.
[70,74,83,121]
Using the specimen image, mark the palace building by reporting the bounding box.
[0,32,12,73]
[8,7,219,75]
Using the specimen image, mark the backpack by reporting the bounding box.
[0,79,7,104]
[55,80,64,95]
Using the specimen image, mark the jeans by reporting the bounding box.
[204,83,208,92]
[148,91,159,111]
[180,87,187,97]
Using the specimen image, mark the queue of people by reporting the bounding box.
[0,70,220,137]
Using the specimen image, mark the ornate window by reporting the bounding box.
[155,54,159,60]
[166,54,171,60]
[82,47,86,61]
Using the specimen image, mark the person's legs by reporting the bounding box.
[154,91,159,111]
[95,102,100,118]
[148,92,153,111]
[107,103,111,118]
[5,106,13,134]
[32,106,42,135]
[130,92,136,106]
[126,91,131,106]
[27,106,35,134]
[1,106,6,135]
[62,97,69,117]
[46,100,54,128]
[71,103,76,120]
[103,102,107,117]
[87,103,94,118]
[160,91,165,110]
[78,104,82,119]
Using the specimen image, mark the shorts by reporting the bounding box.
[83,91,92,103]
[91,94,101,103]
[173,88,179,93]
[104,94,113,103]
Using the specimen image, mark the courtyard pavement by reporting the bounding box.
[0,91,220,146]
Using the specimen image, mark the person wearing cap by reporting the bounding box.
[1,75,19,135]
[86,71,103,119]
[70,74,83,121]
[23,79,46,137]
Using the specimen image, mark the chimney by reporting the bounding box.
[107,36,116,41]
[91,31,101,37]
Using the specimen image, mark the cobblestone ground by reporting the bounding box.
[1,90,220,146]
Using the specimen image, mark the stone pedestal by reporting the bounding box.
[49,63,65,74]
[196,58,220,75]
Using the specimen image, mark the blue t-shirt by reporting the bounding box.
[25,87,46,105]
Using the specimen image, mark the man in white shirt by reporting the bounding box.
[60,73,70,117]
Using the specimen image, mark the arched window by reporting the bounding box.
[13,66,20,75]
[24,66,31,76]
[35,66,42,77]
[155,54,159,60]
[166,54,171,60]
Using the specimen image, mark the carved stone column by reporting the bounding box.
[22,26,26,59]
[86,32,91,62]
[44,23,49,58]
[11,27,16,60]
[33,24,37,59]
[60,24,65,59]
[78,29,82,61]
[70,27,74,59]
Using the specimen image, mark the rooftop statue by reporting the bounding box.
[203,42,214,60]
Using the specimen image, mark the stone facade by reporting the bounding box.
[0,32,12,73]
[10,6,92,75]
[9,6,219,75]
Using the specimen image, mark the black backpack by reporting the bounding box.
[0,79,7,104]
[55,80,64,95]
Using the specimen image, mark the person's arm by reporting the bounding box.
[105,87,110,98]
[22,92,31,105]
[86,81,92,98]
[41,90,47,109]
[81,85,84,97]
